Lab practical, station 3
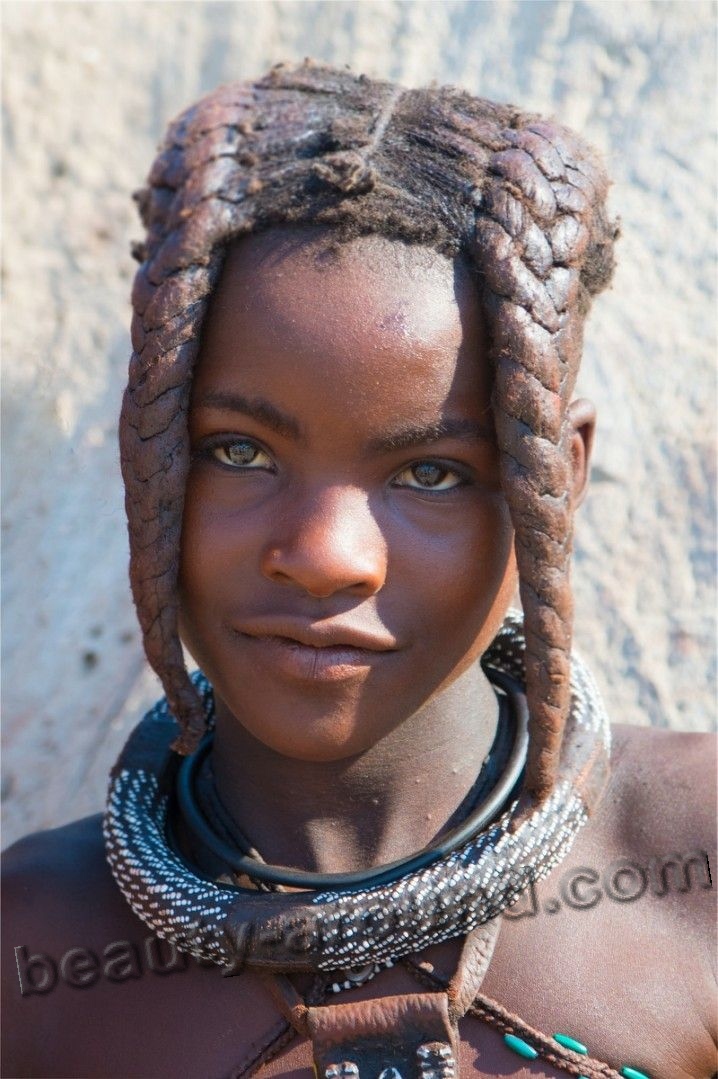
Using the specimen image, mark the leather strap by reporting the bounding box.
[307,992,458,1078]
[446,917,502,1022]
[260,918,502,1077]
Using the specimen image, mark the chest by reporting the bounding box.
[20,886,709,1079]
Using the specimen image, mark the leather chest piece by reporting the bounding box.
[308,991,458,1079]
[262,919,502,1078]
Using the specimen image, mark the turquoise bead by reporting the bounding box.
[553,1033,588,1055]
[620,1069,651,1079]
[503,1033,539,1060]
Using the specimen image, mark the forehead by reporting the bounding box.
[193,226,491,419]
[210,225,482,338]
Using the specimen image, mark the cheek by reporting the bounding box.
[439,513,517,677]
[393,496,516,647]
[180,468,253,571]
[454,505,516,633]
[177,474,235,629]
[422,497,514,591]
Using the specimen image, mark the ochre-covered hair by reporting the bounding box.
[120,61,617,801]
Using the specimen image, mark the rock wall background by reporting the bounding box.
[2,0,715,848]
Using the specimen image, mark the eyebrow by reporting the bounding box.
[193,389,494,452]
[368,418,495,453]
[193,391,302,441]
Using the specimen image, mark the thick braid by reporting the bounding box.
[473,122,612,800]
[121,84,260,753]
[122,69,406,753]
[122,62,616,776]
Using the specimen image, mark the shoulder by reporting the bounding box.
[2,812,133,931]
[491,727,717,1074]
[3,812,107,879]
[2,810,136,961]
[2,809,146,957]
[599,726,716,971]
[605,725,716,855]
[2,814,145,1074]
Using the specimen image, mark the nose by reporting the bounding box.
[260,485,388,599]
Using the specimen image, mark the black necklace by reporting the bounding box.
[173,667,528,891]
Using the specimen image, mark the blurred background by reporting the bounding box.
[2,0,715,847]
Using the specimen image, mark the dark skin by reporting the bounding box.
[2,231,716,1078]
[179,231,519,872]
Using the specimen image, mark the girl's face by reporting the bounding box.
[178,228,518,761]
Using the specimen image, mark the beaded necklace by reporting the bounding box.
[104,612,610,973]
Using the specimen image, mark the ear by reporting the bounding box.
[566,398,596,509]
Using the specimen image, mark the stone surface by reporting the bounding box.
[2,1,715,847]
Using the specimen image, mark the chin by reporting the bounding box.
[236,712,376,762]
[225,673,414,761]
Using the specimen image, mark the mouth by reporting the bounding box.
[232,619,398,683]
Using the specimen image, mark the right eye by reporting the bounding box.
[210,438,274,470]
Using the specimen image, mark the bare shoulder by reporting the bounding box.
[2,813,134,933]
[598,725,717,966]
[1,812,136,979]
[606,725,717,854]
[4,812,106,879]
[2,811,145,969]
[2,814,144,1074]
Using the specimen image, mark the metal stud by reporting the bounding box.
[345,962,376,984]
[325,1064,360,1079]
[416,1041,457,1079]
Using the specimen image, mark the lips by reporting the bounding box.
[232,617,398,683]
[236,616,397,651]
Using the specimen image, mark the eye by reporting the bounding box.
[211,438,273,470]
[392,461,465,491]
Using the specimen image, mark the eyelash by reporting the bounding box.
[195,436,469,492]
[391,461,467,492]
[205,437,274,471]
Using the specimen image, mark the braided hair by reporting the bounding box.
[120,60,617,802]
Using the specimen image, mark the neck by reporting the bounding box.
[210,661,499,875]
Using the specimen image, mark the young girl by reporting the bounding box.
[3,61,716,1079]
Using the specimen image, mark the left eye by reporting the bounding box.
[392,461,464,491]
[212,439,273,469]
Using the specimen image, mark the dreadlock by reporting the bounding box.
[120,60,617,802]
